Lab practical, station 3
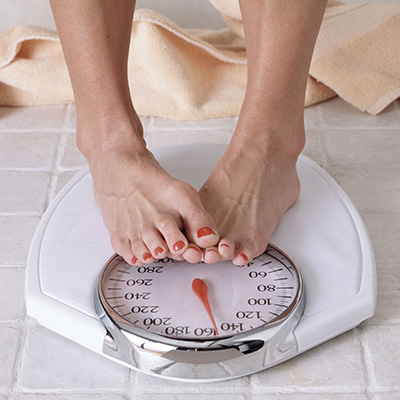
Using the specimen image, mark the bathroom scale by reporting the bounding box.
[25,143,376,382]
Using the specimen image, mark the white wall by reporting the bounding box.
[0,0,226,32]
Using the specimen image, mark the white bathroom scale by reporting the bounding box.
[25,144,376,382]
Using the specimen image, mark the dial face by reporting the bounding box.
[99,245,301,341]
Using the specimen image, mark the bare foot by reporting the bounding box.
[199,127,303,265]
[78,112,219,265]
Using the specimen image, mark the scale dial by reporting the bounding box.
[98,244,302,341]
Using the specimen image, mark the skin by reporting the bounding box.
[50,0,327,266]
[200,0,328,264]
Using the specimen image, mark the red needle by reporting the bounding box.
[192,278,219,335]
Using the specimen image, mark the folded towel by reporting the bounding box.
[209,0,400,115]
[0,1,399,119]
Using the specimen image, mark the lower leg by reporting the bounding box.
[50,0,219,265]
[200,0,327,265]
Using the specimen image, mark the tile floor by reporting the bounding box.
[0,97,399,399]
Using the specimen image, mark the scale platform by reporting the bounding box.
[25,144,376,381]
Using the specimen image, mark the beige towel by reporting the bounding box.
[0,2,399,119]
[210,0,400,115]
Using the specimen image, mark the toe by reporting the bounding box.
[232,240,257,266]
[232,233,266,266]
[141,227,168,259]
[155,215,188,255]
[130,237,154,265]
[202,246,222,264]
[218,239,235,260]
[232,241,259,266]
[183,208,219,249]
[183,244,203,263]
[232,251,250,266]
[131,255,140,266]
[110,234,134,265]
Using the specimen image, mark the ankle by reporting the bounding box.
[231,123,305,163]
[76,110,145,162]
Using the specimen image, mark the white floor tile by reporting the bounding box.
[55,171,81,195]
[363,325,400,390]
[61,134,87,169]
[0,216,40,265]
[0,268,25,321]
[0,327,20,390]
[11,395,126,400]
[302,129,328,168]
[367,265,400,325]
[323,129,400,169]
[304,104,323,128]
[151,116,235,132]
[371,393,400,400]
[0,171,51,214]
[320,98,400,128]
[0,132,58,169]
[362,214,400,265]
[19,326,128,391]
[0,106,66,131]
[252,395,368,400]
[330,168,400,214]
[251,330,365,391]
[134,368,249,392]
[134,396,246,400]
[149,128,233,147]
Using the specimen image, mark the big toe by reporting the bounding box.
[184,208,219,249]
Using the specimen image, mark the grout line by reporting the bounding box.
[62,103,72,130]
[47,174,59,207]
[315,104,323,126]
[6,323,29,398]
[0,127,77,134]
[365,320,400,327]
[11,322,41,398]
[0,264,26,269]
[56,166,87,173]
[46,134,68,206]
[317,125,400,130]
[318,128,335,172]
[0,167,54,172]
[0,319,25,327]
[13,386,131,396]
[0,212,42,217]
[359,326,378,394]
[355,327,371,397]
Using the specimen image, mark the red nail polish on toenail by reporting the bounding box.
[173,241,185,252]
[131,256,138,264]
[143,253,152,260]
[207,248,218,253]
[155,247,164,256]
[197,227,216,238]
[189,245,201,253]
[241,253,248,261]
[220,244,230,248]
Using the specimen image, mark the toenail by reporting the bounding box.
[197,227,216,238]
[241,253,248,261]
[143,253,152,260]
[220,244,230,248]
[155,247,164,256]
[207,248,218,253]
[131,256,138,264]
[173,241,185,252]
[188,245,201,253]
